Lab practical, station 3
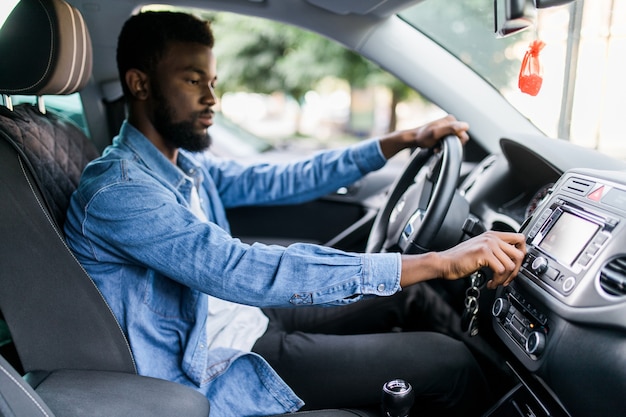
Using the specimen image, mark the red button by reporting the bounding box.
[588,186,604,201]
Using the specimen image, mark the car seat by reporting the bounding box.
[0,0,211,415]
[0,353,54,417]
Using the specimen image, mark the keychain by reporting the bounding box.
[460,271,486,337]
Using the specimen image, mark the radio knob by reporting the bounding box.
[491,297,510,319]
[525,331,546,356]
[531,256,549,275]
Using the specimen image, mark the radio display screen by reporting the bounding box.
[539,211,599,266]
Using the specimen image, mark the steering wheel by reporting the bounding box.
[366,135,466,254]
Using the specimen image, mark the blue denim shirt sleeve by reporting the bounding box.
[74,173,400,307]
[199,137,387,208]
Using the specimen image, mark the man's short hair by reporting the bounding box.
[116,11,215,97]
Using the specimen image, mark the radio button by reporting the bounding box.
[578,253,592,266]
[512,318,528,335]
[562,276,576,293]
[586,244,600,255]
[593,233,609,245]
[512,329,526,345]
[531,256,549,275]
[544,266,559,281]
[522,254,533,269]
[537,313,548,326]
[538,209,552,222]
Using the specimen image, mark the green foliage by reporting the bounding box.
[208,13,406,103]
[147,3,525,128]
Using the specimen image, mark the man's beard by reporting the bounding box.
[151,86,212,153]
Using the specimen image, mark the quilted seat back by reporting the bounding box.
[0,0,137,375]
[0,104,99,228]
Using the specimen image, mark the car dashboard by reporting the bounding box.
[462,139,626,417]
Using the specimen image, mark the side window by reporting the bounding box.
[11,93,91,138]
[0,317,11,349]
[141,5,444,161]
[210,11,444,152]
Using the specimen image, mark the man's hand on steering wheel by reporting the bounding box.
[370,114,527,290]
[378,114,470,160]
[366,116,469,254]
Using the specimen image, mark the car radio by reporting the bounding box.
[521,197,617,296]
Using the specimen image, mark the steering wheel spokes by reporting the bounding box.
[366,135,469,254]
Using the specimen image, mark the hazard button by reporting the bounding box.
[588,186,604,201]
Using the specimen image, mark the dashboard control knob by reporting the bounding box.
[491,297,510,319]
[531,256,549,275]
[562,276,576,293]
[525,331,546,356]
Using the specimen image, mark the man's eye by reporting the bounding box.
[188,79,200,85]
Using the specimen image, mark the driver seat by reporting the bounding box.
[0,0,210,415]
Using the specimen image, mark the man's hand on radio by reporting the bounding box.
[442,231,526,288]
[399,231,527,289]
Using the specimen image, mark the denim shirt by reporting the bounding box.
[64,121,402,416]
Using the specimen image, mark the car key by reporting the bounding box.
[460,271,484,337]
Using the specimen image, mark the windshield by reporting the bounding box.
[399,0,625,159]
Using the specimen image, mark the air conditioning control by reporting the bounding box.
[491,297,510,319]
[492,286,549,359]
[525,331,546,356]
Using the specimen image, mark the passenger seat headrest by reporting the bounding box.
[0,0,92,96]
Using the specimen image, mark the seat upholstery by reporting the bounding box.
[26,369,210,417]
[0,126,136,374]
[0,0,92,96]
[0,0,97,229]
[0,0,135,377]
[0,354,55,417]
[0,104,99,228]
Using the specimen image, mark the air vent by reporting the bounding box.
[599,257,626,296]
[460,155,497,196]
[563,177,595,196]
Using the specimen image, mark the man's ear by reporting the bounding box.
[125,69,150,100]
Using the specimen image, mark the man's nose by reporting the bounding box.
[203,84,217,105]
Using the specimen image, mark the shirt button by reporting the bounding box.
[377,284,385,292]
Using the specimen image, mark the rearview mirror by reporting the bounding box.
[495,0,577,38]
[534,0,576,8]
[494,0,534,38]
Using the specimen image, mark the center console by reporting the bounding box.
[487,168,626,417]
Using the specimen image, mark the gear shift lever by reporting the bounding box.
[381,379,414,417]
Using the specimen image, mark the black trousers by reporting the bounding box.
[252,282,506,417]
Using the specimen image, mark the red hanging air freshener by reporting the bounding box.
[518,40,546,96]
